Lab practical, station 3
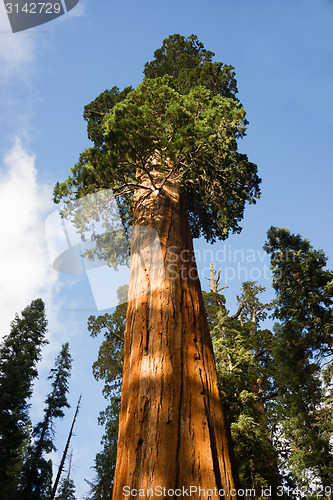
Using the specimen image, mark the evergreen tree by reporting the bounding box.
[204,278,282,497]
[55,477,76,500]
[55,451,77,500]
[264,226,333,356]
[0,299,48,499]
[86,287,126,499]
[54,34,261,499]
[143,33,240,102]
[21,343,72,499]
[86,417,120,500]
[51,395,81,500]
[264,227,333,492]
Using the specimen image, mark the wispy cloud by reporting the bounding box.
[0,4,37,83]
[0,137,59,337]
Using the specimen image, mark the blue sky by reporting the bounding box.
[1,0,333,497]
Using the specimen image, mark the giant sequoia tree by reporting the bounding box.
[54,35,261,499]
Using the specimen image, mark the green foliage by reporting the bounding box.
[54,34,260,249]
[35,343,72,449]
[86,402,120,500]
[46,343,72,418]
[55,477,77,500]
[21,343,72,499]
[238,281,273,326]
[86,293,126,499]
[0,304,76,499]
[202,290,226,327]
[55,76,260,244]
[210,284,282,496]
[143,34,239,100]
[264,226,333,356]
[89,303,125,403]
[264,227,333,491]
[83,86,133,147]
[0,299,48,499]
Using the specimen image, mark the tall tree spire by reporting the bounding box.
[0,299,48,499]
[21,343,72,499]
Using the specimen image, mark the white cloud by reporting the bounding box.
[0,1,85,85]
[0,4,37,83]
[0,137,59,337]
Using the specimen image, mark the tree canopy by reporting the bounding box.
[264,227,333,490]
[54,34,260,246]
[143,33,239,99]
[264,226,333,356]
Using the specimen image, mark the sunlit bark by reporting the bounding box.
[112,166,240,499]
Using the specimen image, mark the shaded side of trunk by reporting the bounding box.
[112,171,240,499]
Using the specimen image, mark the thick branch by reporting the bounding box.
[261,392,278,403]
[230,302,244,321]
[103,322,125,343]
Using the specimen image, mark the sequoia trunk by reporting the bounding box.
[112,169,240,499]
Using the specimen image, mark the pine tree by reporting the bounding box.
[264,226,333,356]
[264,227,333,491]
[55,477,76,500]
[51,395,81,500]
[55,451,77,500]
[204,276,282,497]
[54,34,261,499]
[0,299,48,499]
[86,286,126,499]
[86,419,119,500]
[21,343,72,499]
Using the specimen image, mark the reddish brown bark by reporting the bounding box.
[112,170,240,499]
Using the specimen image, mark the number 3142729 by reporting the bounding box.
[277,485,332,497]
[5,3,62,14]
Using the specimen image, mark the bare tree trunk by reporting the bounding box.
[112,170,240,499]
[50,395,81,500]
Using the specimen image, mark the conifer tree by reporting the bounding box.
[264,227,333,356]
[264,227,333,491]
[51,394,81,500]
[54,34,261,498]
[21,343,72,499]
[0,299,48,499]
[86,287,126,499]
[55,451,77,500]
[55,477,76,500]
[204,277,282,497]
